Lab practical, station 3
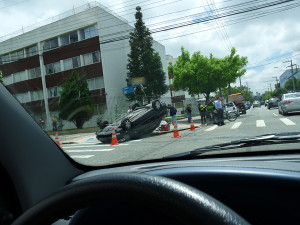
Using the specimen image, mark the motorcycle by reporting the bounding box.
[39,119,46,130]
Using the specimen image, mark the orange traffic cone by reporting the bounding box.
[190,117,196,131]
[110,128,120,145]
[172,120,181,138]
[55,132,62,147]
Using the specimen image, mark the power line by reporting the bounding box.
[1,0,299,63]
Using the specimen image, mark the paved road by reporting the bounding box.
[58,106,300,166]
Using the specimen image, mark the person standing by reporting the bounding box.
[198,101,207,125]
[206,100,214,124]
[215,96,224,126]
[52,115,57,131]
[127,106,133,113]
[185,103,192,123]
[167,104,177,126]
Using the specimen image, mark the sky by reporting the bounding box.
[1,0,300,95]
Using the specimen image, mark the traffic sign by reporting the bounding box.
[122,85,134,94]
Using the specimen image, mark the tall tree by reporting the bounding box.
[59,71,94,129]
[222,48,248,94]
[126,6,168,103]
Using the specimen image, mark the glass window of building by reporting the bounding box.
[43,38,59,51]
[28,67,41,79]
[10,52,18,62]
[15,92,29,103]
[61,31,78,46]
[45,62,61,75]
[1,54,10,64]
[3,75,13,85]
[17,50,24,60]
[64,57,80,70]
[63,58,72,71]
[48,86,61,98]
[30,90,44,101]
[79,25,98,40]
[25,45,38,57]
[92,51,100,63]
[83,51,100,66]
[13,71,27,83]
[87,77,104,90]
[72,56,80,68]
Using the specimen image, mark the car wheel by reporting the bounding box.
[121,118,132,130]
[11,173,250,225]
[278,108,282,115]
[152,100,161,111]
[99,121,109,129]
[282,110,288,116]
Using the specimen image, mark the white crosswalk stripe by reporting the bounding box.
[230,122,242,129]
[256,120,266,127]
[280,118,296,125]
[205,125,218,131]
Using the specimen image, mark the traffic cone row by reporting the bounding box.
[55,132,62,147]
[190,117,196,131]
[172,120,181,138]
[110,128,120,145]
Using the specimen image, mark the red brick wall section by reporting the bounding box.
[43,36,100,64]
[0,55,40,76]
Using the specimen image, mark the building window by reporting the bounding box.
[30,90,44,101]
[13,71,27,83]
[15,92,29,103]
[1,54,10,64]
[79,25,98,40]
[83,51,100,66]
[45,62,61,75]
[63,56,81,70]
[48,86,62,98]
[61,31,78,46]
[43,38,59,51]
[3,75,13,85]
[87,77,104,91]
[25,45,38,57]
[28,67,41,79]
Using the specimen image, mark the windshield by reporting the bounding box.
[1,0,300,167]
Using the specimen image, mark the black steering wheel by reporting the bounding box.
[12,173,250,225]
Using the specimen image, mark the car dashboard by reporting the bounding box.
[70,153,300,225]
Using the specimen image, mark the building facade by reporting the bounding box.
[279,69,300,88]
[0,2,167,130]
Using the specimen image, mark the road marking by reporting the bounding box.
[205,125,218,131]
[130,139,142,142]
[280,118,296,125]
[63,144,128,148]
[273,113,278,117]
[230,122,242,129]
[66,149,114,152]
[70,155,94,159]
[256,120,266,127]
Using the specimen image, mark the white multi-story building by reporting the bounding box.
[0,2,168,130]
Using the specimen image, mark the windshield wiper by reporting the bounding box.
[165,132,300,159]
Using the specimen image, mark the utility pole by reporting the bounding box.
[272,76,279,89]
[268,83,272,92]
[283,60,296,92]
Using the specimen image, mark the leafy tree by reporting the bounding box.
[126,6,168,103]
[284,77,300,91]
[172,48,219,103]
[0,70,3,83]
[272,88,287,98]
[221,48,248,94]
[59,71,94,129]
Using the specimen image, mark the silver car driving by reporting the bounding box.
[278,93,300,115]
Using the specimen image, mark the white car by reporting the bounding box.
[225,102,239,116]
